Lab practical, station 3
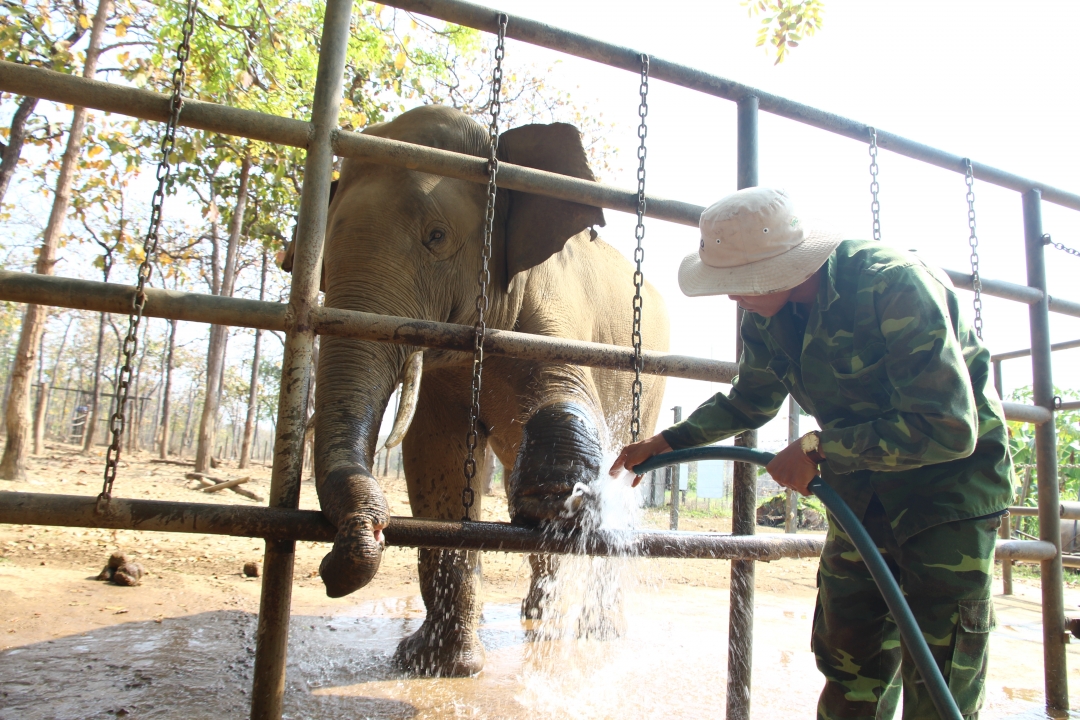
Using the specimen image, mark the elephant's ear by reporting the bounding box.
[277,179,339,291]
[497,123,606,285]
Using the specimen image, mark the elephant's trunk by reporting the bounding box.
[314,336,406,597]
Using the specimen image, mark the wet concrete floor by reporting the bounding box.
[1,584,1076,719]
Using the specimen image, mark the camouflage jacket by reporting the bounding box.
[662,240,1012,543]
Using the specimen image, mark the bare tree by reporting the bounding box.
[195,149,251,473]
[0,0,114,480]
[239,246,268,468]
[158,318,177,458]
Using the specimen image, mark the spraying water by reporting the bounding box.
[514,451,655,715]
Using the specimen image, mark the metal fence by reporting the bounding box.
[0,0,1073,717]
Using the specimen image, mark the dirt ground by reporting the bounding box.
[1,444,1078,719]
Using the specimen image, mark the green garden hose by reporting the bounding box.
[634,446,963,720]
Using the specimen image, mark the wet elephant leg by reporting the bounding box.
[507,401,604,527]
[392,384,485,677]
[508,400,604,625]
[521,553,558,621]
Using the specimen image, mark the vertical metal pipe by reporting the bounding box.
[727,94,759,720]
[670,406,682,529]
[993,359,1003,401]
[249,0,353,717]
[1023,188,1070,713]
[999,513,1013,596]
[785,396,800,533]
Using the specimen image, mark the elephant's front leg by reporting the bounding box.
[508,398,605,623]
[393,388,485,677]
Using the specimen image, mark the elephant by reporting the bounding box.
[297,104,669,677]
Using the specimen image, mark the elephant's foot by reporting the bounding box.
[521,554,558,622]
[508,402,603,527]
[575,605,627,641]
[392,622,485,677]
[317,468,390,598]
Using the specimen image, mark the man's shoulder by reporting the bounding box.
[836,240,952,290]
[836,239,915,271]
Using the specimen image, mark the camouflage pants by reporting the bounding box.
[814,495,1001,720]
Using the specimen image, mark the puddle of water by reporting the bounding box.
[1,462,1072,718]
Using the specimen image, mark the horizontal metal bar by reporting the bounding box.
[1062,555,1080,570]
[992,338,1080,363]
[0,270,738,384]
[0,269,289,330]
[0,492,1051,562]
[0,492,819,560]
[311,306,736,382]
[0,61,699,227]
[382,0,1080,212]
[332,127,701,225]
[994,538,1059,562]
[943,270,1080,318]
[7,60,1080,312]
[1010,502,1080,521]
[1057,400,1080,413]
[944,269,1042,305]
[1001,401,1053,425]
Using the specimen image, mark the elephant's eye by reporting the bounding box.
[423,229,446,251]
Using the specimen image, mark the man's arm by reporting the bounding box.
[820,264,978,474]
[662,312,789,450]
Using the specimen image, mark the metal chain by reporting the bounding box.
[1045,233,1080,258]
[964,159,983,339]
[629,54,649,444]
[99,0,198,506]
[461,14,507,522]
[868,127,881,242]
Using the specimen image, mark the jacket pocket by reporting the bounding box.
[947,599,996,715]
[829,350,890,414]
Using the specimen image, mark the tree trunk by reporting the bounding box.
[32,381,49,456]
[82,312,108,453]
[0,0,113,480]
[44,316,74,446]
[238,248,268,468]
[127,321,149,452]
[195,152,251,474]
[0,96,40,206]
[179,382,198,458]
[159,318,177,459]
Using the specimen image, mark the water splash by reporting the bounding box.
[515,452,654,716]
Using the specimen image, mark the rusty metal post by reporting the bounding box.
[785,396,799,534]
[670,406,682,529]
[993,358,1003,401]
[1023,188,1070,713]
[249,0,353,716]
[999,512,1013,595]
[727,94,758,720]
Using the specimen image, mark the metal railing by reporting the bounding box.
[0,0,1072,717]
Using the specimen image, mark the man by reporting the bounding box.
[611,187,1012,719]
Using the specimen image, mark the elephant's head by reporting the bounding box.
[308,105,604,597]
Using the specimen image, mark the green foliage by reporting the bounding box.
[1007,387,1080,539]
[743,0,825,65]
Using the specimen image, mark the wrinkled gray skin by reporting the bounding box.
[309,105,668,677]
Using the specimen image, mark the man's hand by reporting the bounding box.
[609,433,672,487]
[765,439,820,496]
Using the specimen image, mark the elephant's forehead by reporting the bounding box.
[364,105,488,156]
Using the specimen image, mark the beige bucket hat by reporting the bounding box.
[678,187,843,297]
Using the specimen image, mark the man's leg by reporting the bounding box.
[814,498,902,720]
[892,513,1000,720]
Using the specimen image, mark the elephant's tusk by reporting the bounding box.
[383,350,423,449]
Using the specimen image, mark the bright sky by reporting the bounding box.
[459,0,1080,451]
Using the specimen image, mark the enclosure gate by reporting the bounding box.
[0,0,1076,717]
